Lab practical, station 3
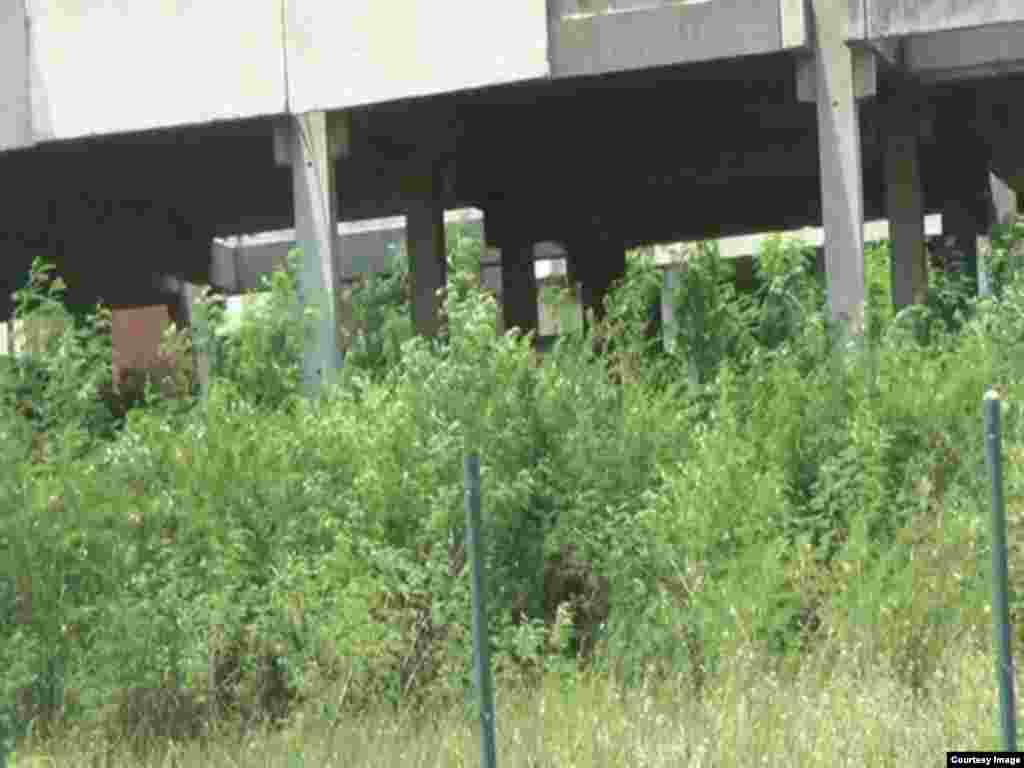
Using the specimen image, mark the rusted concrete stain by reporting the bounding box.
[111,304,175,389]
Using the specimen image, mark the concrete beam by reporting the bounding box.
[903,21,1024,83]
[867,0,1024,39]
[884,96,928,309]
[211,210,484,295]
[406,160,447,338]
[809,0,867,335]
[548,0,784,77]
[276,111,344,394]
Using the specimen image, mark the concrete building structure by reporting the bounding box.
[219,209,954,340]
[3,1,1024,390]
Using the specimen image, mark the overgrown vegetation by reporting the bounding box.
[4,220,1024,764]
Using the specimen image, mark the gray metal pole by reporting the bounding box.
[984,390,1017,751]
[465,452,497,768]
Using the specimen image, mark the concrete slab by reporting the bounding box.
[283,0,548,113]
[25,0,286,142]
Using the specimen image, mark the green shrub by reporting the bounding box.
[6,220,1024,756]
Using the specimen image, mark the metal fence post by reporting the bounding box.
[984,390,1017,751]
[465,452,497,768]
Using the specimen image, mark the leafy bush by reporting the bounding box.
[4,218,1024,758]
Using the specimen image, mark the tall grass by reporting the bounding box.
[16,632,1007,766]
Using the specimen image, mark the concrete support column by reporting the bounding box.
[734,255,756,293]
[564,251,585,322]
[478,212,504,333]
[804,0,868,336]
[884,99,928,310]
[941,198,983,290]
[500,242,539,337]
[982,174,1020,294]
[574,236,626,325]
[174,281,215,399]
[274,111,348,394]
[935,96,994,295]
[167,282,193,332]
[405,162,447,338]
[991,173,1019,227]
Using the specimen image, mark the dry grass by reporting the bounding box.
[13,629,1012,767]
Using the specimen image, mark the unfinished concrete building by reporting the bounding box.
[3,2,1024,390]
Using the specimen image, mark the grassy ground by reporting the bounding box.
[13,629,1012,767]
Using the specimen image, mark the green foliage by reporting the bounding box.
[665,241,755,387]
[205,252,306,409]
[342,243,412,378]
[5,219,1024,758]
[1,259,119,455]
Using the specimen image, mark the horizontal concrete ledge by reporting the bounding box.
[212,208,486,294]
[217,209,946,297]
[660,214,946,266]
[518,214,945,285]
